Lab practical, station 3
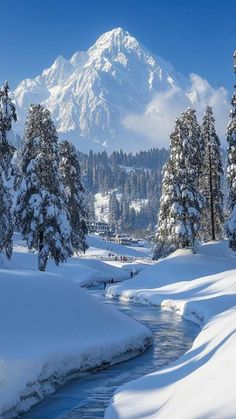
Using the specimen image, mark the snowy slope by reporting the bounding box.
[0,236,152,417]
[105,241,236,419]
[12,27,203,152]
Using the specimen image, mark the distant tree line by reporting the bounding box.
[109,148,168,169]
[78,148,168,234]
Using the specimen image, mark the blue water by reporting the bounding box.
[23,286,199,418]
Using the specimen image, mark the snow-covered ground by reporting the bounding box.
[105,241,236,419]
[86,234,152,259]
[0,235,152,417]
[8,233,133,287]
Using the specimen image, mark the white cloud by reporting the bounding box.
[122,73,229,149]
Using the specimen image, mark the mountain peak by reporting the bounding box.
[41,54,72,87]
[107,27,130,37]
[54,54,67,65]
[69,51,87,67]
[98,27,130,40]
[92,27,138,51]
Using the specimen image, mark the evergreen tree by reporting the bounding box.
[119,196,130,231]
[0,81,17,178]
[0,173,14,259]
[84,191,95,220]
[200,106,224,241]
[154,108,203,259]
[129,207,136,229]
[226,51,236,244]
[154,161,177,259]
[15,105,72,271]
[0,82,17,259]
[59,140,88,253]
[108,192,120,228]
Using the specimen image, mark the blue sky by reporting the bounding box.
[0,0,235,91]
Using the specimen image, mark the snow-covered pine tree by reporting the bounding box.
[172,108,203,251]
[0,81,17,178]
[200,106,224,241]
[108,192,120,229]
[119,195,131,231]
[0,173,14,259]
[226,51,236,246]
[84,191,96,220]
[153,160,176,259]
[59,140,88,253]
[0,82,17,259]
[15,104,73,271]
[154,108,203,259]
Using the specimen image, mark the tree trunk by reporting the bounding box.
[38,230,45,271]
[39,230,44,252]
[209,144,216,240]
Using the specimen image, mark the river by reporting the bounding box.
[23,285,199,418]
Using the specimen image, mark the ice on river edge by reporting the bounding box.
[105,240,236,419]
[0,234,152,417]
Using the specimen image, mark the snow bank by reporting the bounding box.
[106,307,236,419]
[0,240,152,417]
[106,260,154,272]
[49,257,129,287]
[105,241,236,418]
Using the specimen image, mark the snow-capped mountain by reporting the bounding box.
[12,27,227,151]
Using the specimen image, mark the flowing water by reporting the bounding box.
[23,286,199,419]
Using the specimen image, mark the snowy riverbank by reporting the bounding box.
[105,241,236,418]
[0,237,152,417]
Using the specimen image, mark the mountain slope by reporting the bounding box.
[13,28,223,151]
